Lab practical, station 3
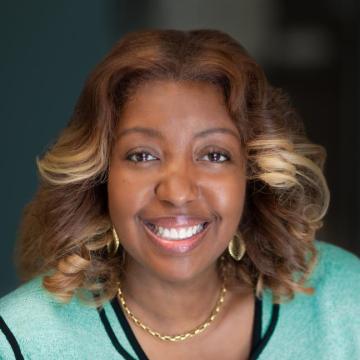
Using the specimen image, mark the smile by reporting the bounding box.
[144,222,209,241]
[141,219,211,255]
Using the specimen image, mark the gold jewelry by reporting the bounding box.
[107,226,120,255]
[117,281,227,342]
[228,232,246,261]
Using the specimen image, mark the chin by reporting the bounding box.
[144,254,218,285]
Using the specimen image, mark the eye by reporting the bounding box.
[200,150,231,163]
[126,151,158,163]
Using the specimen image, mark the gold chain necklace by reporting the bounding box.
[117,281,227,342]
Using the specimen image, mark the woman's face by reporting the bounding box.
[108,80,246,283]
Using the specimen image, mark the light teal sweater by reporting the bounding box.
[0,240,359,359]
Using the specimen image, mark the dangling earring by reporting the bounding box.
[228,232,246,261]
[107,226,120,255]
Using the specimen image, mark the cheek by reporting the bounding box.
[205,172,246,225]
[107,167,150,221]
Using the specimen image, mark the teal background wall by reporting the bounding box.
[1,0,359,297]
[0,0,151,296]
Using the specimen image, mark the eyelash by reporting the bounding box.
[125,149,231,164]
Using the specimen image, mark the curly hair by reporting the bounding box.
[15,29,329,307]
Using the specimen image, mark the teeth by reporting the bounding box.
[149,223,206,241]
[179,228,187,238]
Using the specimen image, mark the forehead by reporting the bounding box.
[116,80,239,136]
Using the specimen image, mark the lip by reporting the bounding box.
[141,220,211,255]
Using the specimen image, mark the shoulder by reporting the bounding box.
[0,275,101,358]
[311,240,360,298]
[258,241,360,359]
[315,239,359,269]
[0,274,94,324]
[0,275,55,314]
[297,241,359,353]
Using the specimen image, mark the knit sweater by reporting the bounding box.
[0,240,359,359]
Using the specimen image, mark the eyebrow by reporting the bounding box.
[117,126,240,142]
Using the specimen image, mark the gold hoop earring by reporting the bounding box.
[107,226,120,255]
[228,232,246,261]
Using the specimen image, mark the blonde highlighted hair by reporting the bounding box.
[15,29,329,306]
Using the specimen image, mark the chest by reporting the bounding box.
[143,338,252,360]
[137,325,253,360]
[130,292,255,360]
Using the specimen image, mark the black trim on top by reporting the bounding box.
[97,307,137,360]
[0,315,24,360]
[102,294,279,360]
[110,294,265,360]
[249,302,280,359]
[250,296,263,358]
[111,297,149,360]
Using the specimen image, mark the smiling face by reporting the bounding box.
[108,80,246,284]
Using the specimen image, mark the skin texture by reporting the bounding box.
[107,80,253,359]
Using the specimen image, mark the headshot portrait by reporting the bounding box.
[1,2,359,360]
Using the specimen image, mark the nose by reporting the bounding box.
[154,163,200,207]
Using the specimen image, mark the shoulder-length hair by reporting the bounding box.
[15,29,329,306]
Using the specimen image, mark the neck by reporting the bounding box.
[120,259,224,335]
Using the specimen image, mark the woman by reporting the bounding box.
[0,29,359,360]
